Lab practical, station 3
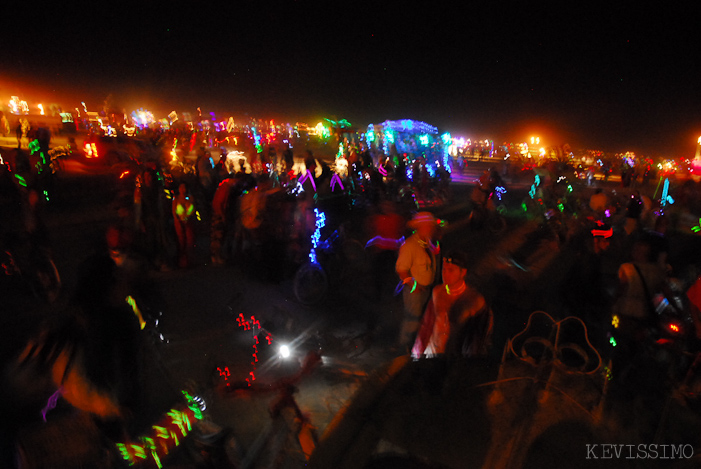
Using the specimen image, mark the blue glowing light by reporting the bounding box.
[385,130,395,144]
[309,208,326,264]
[661,178,670,208]
[495,185,507,201]
[381,120,437,135]
[529,175,541,199]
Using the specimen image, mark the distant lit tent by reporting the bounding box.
[366,119,452,175]
[366,119,437,156]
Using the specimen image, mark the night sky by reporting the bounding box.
[3,2,701,157]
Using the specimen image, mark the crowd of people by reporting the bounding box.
[4,119,701,467]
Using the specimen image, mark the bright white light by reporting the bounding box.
[279,345,291,359]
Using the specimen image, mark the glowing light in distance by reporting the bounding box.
[9,96,28,114]
[131,108,154,127]
[84,142,98,158]
[384,130,395,144]
[313,122,331,139]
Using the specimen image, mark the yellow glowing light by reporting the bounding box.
[9,96,28,115]
[38,104,44,115]
[612,315,619,329]
[84,142,98,158]
[126,295,146,330]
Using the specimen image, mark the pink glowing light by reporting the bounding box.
[330,173,344,191]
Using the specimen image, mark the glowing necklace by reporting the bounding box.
[446,281,466,296]
[417,237,439,255]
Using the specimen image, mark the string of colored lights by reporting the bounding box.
[232,312,271,386]
[115,391,204,468]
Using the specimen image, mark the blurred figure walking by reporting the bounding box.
[395,212,440,352]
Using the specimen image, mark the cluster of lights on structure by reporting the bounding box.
[131,108,155,128]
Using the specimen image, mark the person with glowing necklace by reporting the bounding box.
[172,182,195,268]
[412,251,492,358]
[395,212,441,352]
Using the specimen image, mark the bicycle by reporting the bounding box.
[212,351,323,468]
[293,226,367,305]
[467,182,508,234]
[468,201,507,234]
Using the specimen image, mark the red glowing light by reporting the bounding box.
[230,313,269,389]
[591,227,613,238]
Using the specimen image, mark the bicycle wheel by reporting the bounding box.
[293,262,328,305]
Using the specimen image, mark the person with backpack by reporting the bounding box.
[610,234,669,386]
